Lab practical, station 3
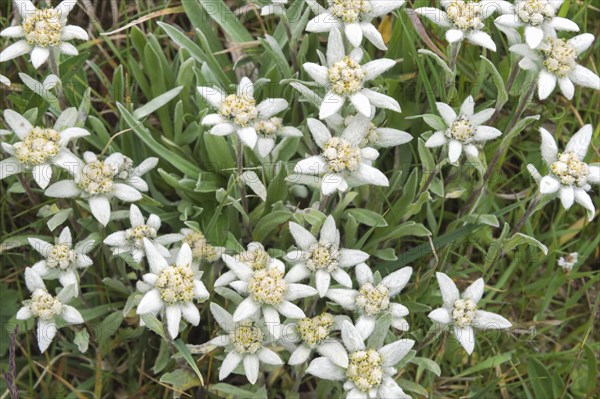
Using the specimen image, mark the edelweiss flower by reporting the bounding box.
[16,268,83,352]
[45,152,157,226]
[289,118,389,195]
[0,108,89,188]
[527,125,599,221]
[198,77,289,148]
[261,0,288,16]
[282,312,349,368]
[28,226,94,290]
[428,272,512,355]
[208,303,283,384]
[510,34,600,100]
[104,204,177,264]
[345,114,413,150]
[0,0,89,69]
[326,263,412,339]
[286,215,369,296]
[306,320,414,399]
[220,252,318,339]
[424,96,501,163]
[136,240,209,339]
[253,115,302,158]
[415,0,502,51]
[215,242,269,287]
[302,28,400,119]
[164,228,226,264]
[558,252,578,271]
[495,0,579,49]
[306,0,405,50]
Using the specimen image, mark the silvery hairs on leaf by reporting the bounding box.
[0,0,89,69]
[428,272,512,355]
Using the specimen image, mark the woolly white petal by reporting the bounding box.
[285,284,318,301]
[361,88,400,112]
[25,267,45,292]
[317,341,348,368]
[568,66,600,90]
[222,254,253,281]
[37,319,57,353]
[472,310,511,330]
[219,351,243,380]
[257,98,288,119]
[181,302,200,326]
[306,357,345,380]
[338,249,369,268]
[574,189,595,221]
[16,306,33,320]
[341,320,365,352]
[289,345,312,365]
[466,30,496,51]
[540,127,558,165]
[381,266,412,296]
[463,278,484,304]
[31,46,50,69]
[326,288,358,310]
[355,315,375,340]
[144,238,169,274]
[233,297,261,322]
[559,186,574,209]
[294,155,327,175]
[453,325,475,355]
[567,33,594,54]
[538,70,557,100]
[258,347,283,365]
[137,289,163,315]
[428,307,452,324]
[539,175,560,194]
[62,305,83,324]
[436,272,459,308]
[165,305,182,339]
[425,131,447,148]
[524,26,544,49]
[316,270,331,297]
[448,140,463,163]
[473,126,502,142]
[320,92,346,119]
[380,339,415,367]
[565,124,592,160]
[0,40,32,63]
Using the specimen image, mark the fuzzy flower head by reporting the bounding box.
[342,114,413,150]
[136,240,209,339]
[558,252,578,271]
[495,0,579,49]
[16,268,83,352]
[0,0,89,69]
[1,108,89,189]
[253,115,302,158]
[428,272,512,355]
[424,96,502,163]
[28,226,94,290]
[289,118,389,195]
[215,242,268,288]
[306,0,405,50]
[327,263,412,340]
[510,33,600,100]
[45,151,157,226]
[306,320,414,399]
[208,303,283,385]
[198,77,289,149]
[301,28,400,120]
[415,0,502,51]
[286,215,368,296]
[527,125,599,221]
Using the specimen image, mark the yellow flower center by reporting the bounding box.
[550,151,589,187]
[356,283,389,316]
[329,0,371,23]
[183,231,220,262]
[255,117,282,138]
[239,246,270,270]
[307,241,339,272]
[30,288,63,320]
[446,0,482,31]
[323,137,362,173]
[346,349,384,392]
[328,56,366,95]
[515,0,554,25]
[541,38,577,78]
[360,123,380,148]
[22,8,63,48]
[297,313,334,347]
[446,115,475,143]
[76,160,117,195]
[14,127,60,166]
[219,94,258,127]
[125,225,157,249]
[230,321,264,354]
[156,264,195,305]
[248,268,288,305]
[452,298,477,327]
[47,243,75,270]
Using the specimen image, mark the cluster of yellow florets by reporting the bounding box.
[76,160,118,195]
[248,268,288,305]
[346,349,384,392]
[183,231,220,262]
[328,56,366,95]
[297,312,335,347]
[446,115,475,143]
[219,94,258,127]
[239,246,270,270]
[14,127,60,166]
[541,38,577,77]
[550,151,589,186]
[323,137,362,173]
[356,282,390,316]
[329,0,371,23]
[230,321,264,354]
[46,244,75,269]
[446,0,483,31]
[255,117,282,138]
[306,241,339,272]
[515,0,554,25]
[360,123,380,148]
[30,288,63,320]
[156,265,195,305]
[125,225,157,249]
[452,298,477,327]
[22,8,63,47]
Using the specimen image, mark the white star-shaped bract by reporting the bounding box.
[326,263,412,340]
[289,117,389,195]
[28,226,94,291]
[0,108,89,188]
[527,125,599,221]
[301,28,400,120]
[415,0,504,51]
[198,77,289,149]
[424,96,502,163]
[510,33,600,100]
[136,240,209,339]
[45,151,157,226]
[0,0,89,69]
[428,272,512,355]
[16,268,83,353]
[306,0,405,50]
[286,215,369,297]
[306,320,414,399]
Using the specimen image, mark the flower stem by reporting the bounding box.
[48,48,68,110]
[16,174,40,204]
[236,138,251,239]
[445,41,462,94]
